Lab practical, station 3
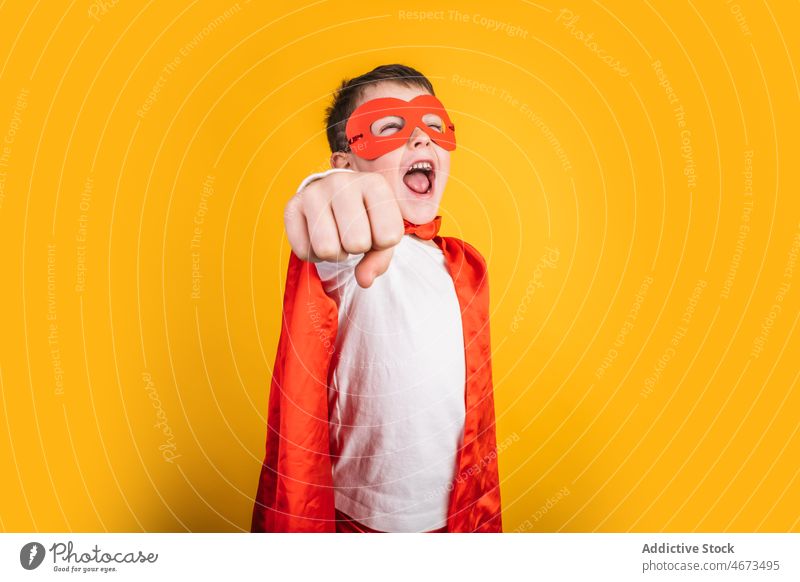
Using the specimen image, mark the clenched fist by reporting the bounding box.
[283,170,406,289]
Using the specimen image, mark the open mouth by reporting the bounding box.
[402,160,435,195]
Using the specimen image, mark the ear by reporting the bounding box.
[330,151,351,169]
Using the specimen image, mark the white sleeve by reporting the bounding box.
[296,167,356,194]
[314,252,361,295]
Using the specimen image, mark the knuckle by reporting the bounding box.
[341,233,372,254]
[301,181,325,204]
[284,193,301,217]
[313,241,340,260]
[374,227,403,249]
[287,234,310,258]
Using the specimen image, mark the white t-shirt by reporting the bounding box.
[314,235,466,532]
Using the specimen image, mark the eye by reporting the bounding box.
[422,113,444,133]
[370,115,404,136]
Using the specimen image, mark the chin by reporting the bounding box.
[395,184,444,225]
[398,203,439,225]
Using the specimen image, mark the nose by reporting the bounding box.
[408,126,431,149]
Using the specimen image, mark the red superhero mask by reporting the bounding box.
[345,94,456,160]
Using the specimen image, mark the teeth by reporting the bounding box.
[409,161,433,172]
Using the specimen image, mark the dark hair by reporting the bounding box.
[324,64,435,153]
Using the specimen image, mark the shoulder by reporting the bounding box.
[439,236,488,269]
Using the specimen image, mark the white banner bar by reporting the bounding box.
[1,533,797,581]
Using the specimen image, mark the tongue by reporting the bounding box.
[403,170,431,194]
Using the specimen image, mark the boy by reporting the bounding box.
[251,64,502,533]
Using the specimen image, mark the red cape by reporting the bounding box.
[251,235,502,532]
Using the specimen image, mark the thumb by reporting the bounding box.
[355,247,395,289]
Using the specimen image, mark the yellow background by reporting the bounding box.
[1,0,798,532]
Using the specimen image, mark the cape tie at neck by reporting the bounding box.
[403,215,442,240]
